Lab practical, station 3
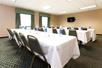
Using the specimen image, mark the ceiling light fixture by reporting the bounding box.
[12,0,16,2]
[67,0,72,1]
[80,5,96,10]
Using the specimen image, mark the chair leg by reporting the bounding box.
[48,65,50,68]
[29,55,35,68]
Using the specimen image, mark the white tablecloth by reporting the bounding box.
[62,29,91,44]
[88,29,96,41]
[76,30,91,44]
[11,29,80,68]
[46,28,96,44]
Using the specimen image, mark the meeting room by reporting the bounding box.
[0,0,102,68]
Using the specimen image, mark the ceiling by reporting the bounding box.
[0,0,102,15]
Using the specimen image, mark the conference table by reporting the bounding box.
[76,30,91,44]
[45,28,96,45]
[11,29,80,68]
[87,29,96,41]
[56,29,91,44]
[75,29,96,44]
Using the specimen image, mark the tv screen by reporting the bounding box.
[67,17,76,22]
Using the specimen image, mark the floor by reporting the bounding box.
[0,35,102,68]
[64,35,102,68]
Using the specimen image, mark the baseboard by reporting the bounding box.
[96,34,102,36]
[0,36,8,38]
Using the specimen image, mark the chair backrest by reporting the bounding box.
[38,27,44,31]
[19,33,28,47]
[34,27,38,31]
[52,27,55,29]
[81,27,87,30]
[67,27,71,29]
[13,31,22,47]
[74,27,79,30]
[69,29,77,37]
[7,29,14,39]
[52,28,57,34]
[60,29,66,35]
[57,27,59,29]
[27,35,50,68]
[27,35,45,57]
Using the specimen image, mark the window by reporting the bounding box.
[16,8,34,29]
[41,16,48,27]
[39,13,50,27]
[20,14,31,29]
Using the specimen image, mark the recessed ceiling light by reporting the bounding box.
[43,5,51,10]
[12,0,16,2]
[66,0,72,2]
[67,0,72,1]
[80,5,96,10]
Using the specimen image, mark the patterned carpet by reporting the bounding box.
[0,38,32,68]
[0,35,102,68]
[64,35,102,68]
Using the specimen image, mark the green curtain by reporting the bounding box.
[16,8,34,14]
[31,14,34,29]
[16,8,35,29]
[39,13,50,27]
[39,16,42,27]
[16,13,21,28]
[48,17,50,27]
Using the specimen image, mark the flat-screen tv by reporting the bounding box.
[67,17,76,22]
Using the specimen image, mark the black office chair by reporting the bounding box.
[38,27,44,31]
[69,29,83,47]
[19,33,31,59]
[13,31,23,47]
[19,33,28,47]
[67,27,71,29]
[52,27,55,29]
[69,29,77,37]
[34,27,38,31]
[81,27,87,30]
[7,28,14,40]
[27,35,51,68]
[60,29,66,35]
[52,28,57,34]
[74,27,79,30]
[57,27,59,29]
[13,31,27,59]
